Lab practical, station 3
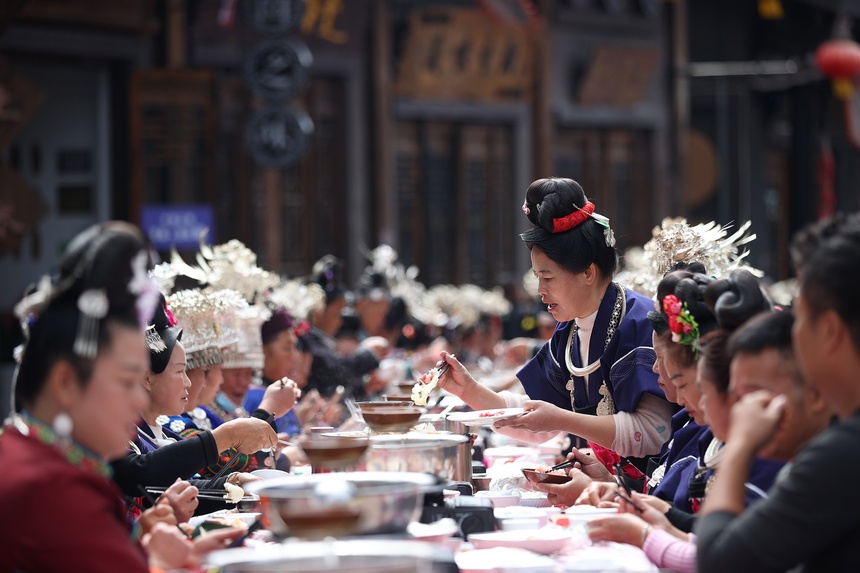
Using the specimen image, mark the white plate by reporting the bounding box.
[188,510,260,528]
[250,469,291,480]
[456,548,556,573]
[518,492,552,508]
[468,529,572,555]
[446,408,526,426]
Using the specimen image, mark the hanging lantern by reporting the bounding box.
[815,17,860,100]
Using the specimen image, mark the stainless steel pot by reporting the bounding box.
[207,539,458,573]
[365,434,471,482]
[246,472,435,538]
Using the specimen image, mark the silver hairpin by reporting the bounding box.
[145,325,167,352]
[74,289,109,359]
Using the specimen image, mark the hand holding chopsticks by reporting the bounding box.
[209,450,243,482]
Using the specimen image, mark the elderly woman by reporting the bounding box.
[0,223,239,572]
[439,178,672,478]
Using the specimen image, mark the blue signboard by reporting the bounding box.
[141,204,214,250]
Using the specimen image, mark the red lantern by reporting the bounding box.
[816,38,860,99]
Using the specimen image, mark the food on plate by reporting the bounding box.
[411,422,441,434]
[223,482,244,503]
[479,409,507,418]
[412,366,442,406]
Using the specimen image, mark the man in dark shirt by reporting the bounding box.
[697,213,860,573]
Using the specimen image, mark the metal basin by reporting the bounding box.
[206,539,458,573]
[247,472,435,538]
[365,434,470,482]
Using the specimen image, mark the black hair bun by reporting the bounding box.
[523,178,589,232]
[149,295,183,374]
[705,269,771,331]
[657,270,719,336]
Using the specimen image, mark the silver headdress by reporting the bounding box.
[266,278,326,322]
[166,289,225,370]
[424,283,512,331]
[615,218,761,299]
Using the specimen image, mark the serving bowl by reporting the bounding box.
[247,472,435,538]
[382,393,415,402]
[521,468,573,486]
[397,382,417,394]
[297,435,370,471]
[357,401,413,411]
[361,407,424,433]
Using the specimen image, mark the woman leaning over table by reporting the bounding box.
[0,222,239,573]
[111,297,281,501]
[439,178,674,479]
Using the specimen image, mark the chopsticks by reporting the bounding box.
[210,413,275,482]
[549,459,576,472]
[135,486,187,535]
[210,450,242,482]
[436,362,451,377]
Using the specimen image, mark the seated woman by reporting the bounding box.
[0,222,238,572]
[111,298,280,498]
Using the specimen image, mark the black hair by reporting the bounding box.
[697,329,731,395]
[791,212,860,353]
[520,178,618,278]
[656,270,717,368]
[727,310,803,391]
[704,269,772,331]
[149,295,182,374]
[728,310,794,359]
[336,311,361,340]
[384,296,408,330]
[789,212,852,273]
[693,270,771,395]
[647,262,708,337]
[356,267,390,300]
[309,255,345,305]
[15,223,148,411]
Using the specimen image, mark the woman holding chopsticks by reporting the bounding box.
[437,178,674,482]
[110,296,280,503]
[0,222,241,573]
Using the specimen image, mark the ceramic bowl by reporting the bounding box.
[361,407,424,433]
[521,468,572,486]
[297,435,370,470]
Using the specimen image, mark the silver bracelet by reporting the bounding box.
[640,523,651,546]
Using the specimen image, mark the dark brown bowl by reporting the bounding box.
[397,383,416,394]
[297,436,370,468]
[357,401,413,411]
[382,394,414,402]
[521,468,573,485]
[277,506,363,539]
[361,408,424,433]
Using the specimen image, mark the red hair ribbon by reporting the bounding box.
[551,202,595,233]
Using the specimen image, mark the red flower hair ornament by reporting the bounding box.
[662,294,700,349]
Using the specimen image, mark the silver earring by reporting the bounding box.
[52,412,73,448]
